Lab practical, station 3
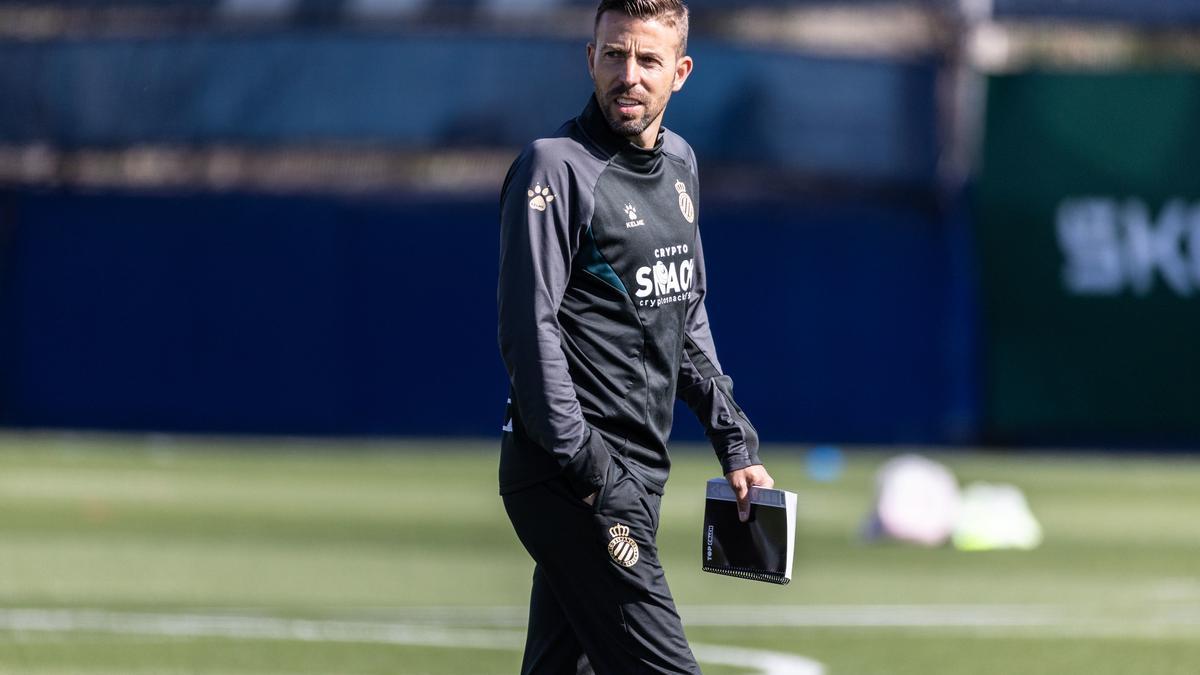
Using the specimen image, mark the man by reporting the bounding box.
[497,1,773,672]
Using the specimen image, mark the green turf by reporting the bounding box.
[0,432,1198,674]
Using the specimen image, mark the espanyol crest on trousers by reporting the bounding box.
[607,523,639,567]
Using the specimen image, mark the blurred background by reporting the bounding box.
[1,2,1200,674]
[0,0,1196,447]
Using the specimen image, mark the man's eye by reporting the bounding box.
[605,51,622,58]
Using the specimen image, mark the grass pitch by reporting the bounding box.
[0,433,1198,674]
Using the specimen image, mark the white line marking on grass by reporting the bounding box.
[0,610,522,650]
[0,610,824,675]
[346,604,1200,638]
[690,643,824,675]
[324,603,1070,628]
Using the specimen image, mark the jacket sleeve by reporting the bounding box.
[497,145,610,499]
[676,229,761,474]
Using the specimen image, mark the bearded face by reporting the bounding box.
[588,12,692,148]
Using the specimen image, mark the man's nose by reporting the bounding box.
[619,57,639,86]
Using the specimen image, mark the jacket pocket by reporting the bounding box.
[593,452,648,526]
[591,438,627,514]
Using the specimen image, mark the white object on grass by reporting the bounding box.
[864,454,961,546]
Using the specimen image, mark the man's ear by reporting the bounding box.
[671,55,694,93]
[586,42,596,81]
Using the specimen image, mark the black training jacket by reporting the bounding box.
[497,96,759,499]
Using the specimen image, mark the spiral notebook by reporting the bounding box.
[702,478,797,585]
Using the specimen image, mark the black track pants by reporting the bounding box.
[502,456,701,675]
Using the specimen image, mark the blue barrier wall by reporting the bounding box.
[0,190,509,436]
[0,189,973,443]
[695,198,975,444]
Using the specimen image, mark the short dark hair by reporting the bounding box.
[594,0,689,56]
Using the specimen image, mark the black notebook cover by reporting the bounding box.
[702,478,797,585]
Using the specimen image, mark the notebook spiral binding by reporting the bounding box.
[702,565,790,585]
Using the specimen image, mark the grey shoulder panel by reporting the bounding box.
[661,129,698,177]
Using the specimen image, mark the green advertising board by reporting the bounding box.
[976,71,1200,444]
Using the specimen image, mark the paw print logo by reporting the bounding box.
[528,184,555,212]
[624,203,638,221]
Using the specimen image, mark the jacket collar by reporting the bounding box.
[578,95,664,174]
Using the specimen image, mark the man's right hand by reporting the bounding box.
[726,464,775,522]
[583,491,597,506]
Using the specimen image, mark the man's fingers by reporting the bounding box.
[724,472,750,522]
[727,466,774,522]
[731,477,750,522]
